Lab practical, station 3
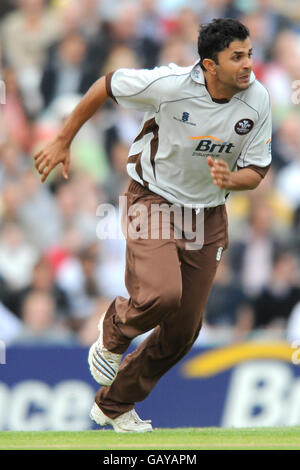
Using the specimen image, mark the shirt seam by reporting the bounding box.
[156,94,207,112]
[112,71,191,100]
[239,112,270,166]
[232,96,260,119]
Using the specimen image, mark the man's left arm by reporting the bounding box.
[207,157,266,190]
[208,94,272,191]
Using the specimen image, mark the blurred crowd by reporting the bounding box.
[1,0,300,347]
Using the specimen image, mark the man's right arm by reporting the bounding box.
[34,76,109,182]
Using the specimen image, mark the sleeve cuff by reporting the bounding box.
[237,163,271,179]
[105,71,117,102]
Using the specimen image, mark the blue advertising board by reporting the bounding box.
[0,341,300,430]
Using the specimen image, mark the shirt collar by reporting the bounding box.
[190,62,206,84]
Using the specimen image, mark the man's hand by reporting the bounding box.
[207,156,262,191]
[34,138,70,183]
[207,156,231,189]
[33,77,109,183]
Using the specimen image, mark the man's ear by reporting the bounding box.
[202,58,217,75]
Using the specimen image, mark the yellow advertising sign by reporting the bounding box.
[183,342,299,378]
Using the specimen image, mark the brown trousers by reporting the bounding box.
[95,180,228,418]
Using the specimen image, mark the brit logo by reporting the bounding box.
[173,112,196,126]
[234,118,254,135]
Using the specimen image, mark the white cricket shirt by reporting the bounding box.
[107,62,272,208]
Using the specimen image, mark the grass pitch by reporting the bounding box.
[0,427,300,450]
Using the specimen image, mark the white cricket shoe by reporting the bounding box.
[90,402,153,433]
[88,313,122,386]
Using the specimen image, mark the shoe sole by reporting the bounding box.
[90,403,152,433]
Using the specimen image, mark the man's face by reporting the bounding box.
[215,37,253,92]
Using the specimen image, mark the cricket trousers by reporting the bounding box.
[95,179,228,418]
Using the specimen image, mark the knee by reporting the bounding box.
[128,283,182,334]
[139,277,182,315]
[156,284,182,315]
[168,316,203,353]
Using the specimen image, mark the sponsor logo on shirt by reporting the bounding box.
[173,112,196,126]
[189,135,235,157]
[234,118,254,135]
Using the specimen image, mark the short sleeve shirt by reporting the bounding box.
[106,63,272,208]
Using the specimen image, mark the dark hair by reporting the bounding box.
[198,18,250,71]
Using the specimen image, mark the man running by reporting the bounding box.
[34,18,272,432]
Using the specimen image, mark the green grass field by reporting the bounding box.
[0,427,300,450]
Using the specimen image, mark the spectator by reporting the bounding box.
[0,180,24,224]
[104,141,130,205]
[45,225,85,276]
[241,0,293,64]
[270,111,300,171]
[0,222,38,290]
[261,30,300,117]
[55,243,104,323]
[1,256,70,321]
[229,200,281,298]
[60,0,102,40]
[11,289,76,345]
[50,175,105,245]
[252,250,300,330]
[0,0,15,20]
[40,31,97,109]
[227,167,294,242]
[204,254,253,331]
[256,0,294,42]
[0,141,30,190]
[137,0,165,44]
[158,34,198,67]
[199,0,242,23]
[0,301,22,345]
[0,68,32,152]
[1,0,64,115]
[18,168,62,250]
[54,180,79,229]
[108,1,161,69]
[135,0,164,68]
[1,0,63,72]
[240,11,272,66]
[275,113,300,211]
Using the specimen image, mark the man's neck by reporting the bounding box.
[204,73,235,102]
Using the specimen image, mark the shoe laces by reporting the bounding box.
[96,344,121,365]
